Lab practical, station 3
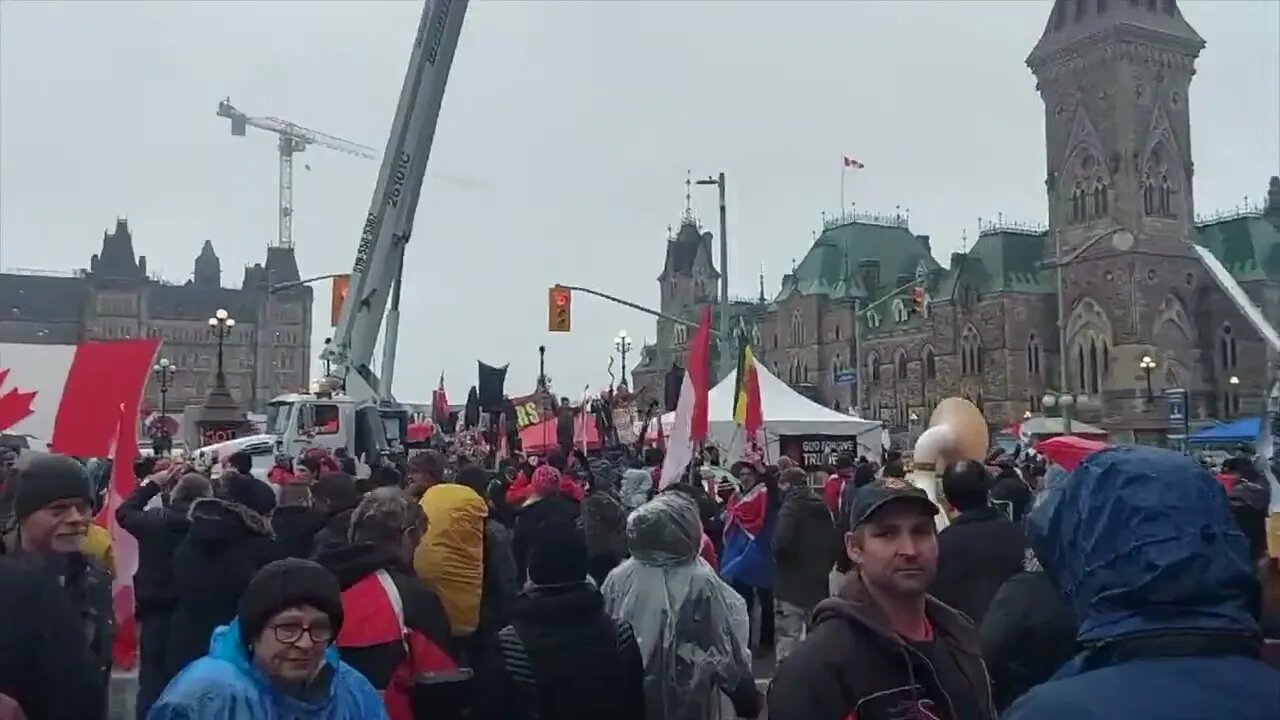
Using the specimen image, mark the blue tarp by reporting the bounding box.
[1187,417,1260,443]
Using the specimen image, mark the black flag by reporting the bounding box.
[477,361,509,412]
[664,363,684,412]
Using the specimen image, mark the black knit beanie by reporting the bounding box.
[237,558,344,649]
[527,519,589,586]
[13,454,94,522]
[225,473,277,517]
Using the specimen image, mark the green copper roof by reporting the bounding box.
[776,217,938,303]
[1194,214,1280,282]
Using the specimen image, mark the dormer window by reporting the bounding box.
[892,299,909,323]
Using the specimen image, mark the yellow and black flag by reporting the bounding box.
[732,342,763,434]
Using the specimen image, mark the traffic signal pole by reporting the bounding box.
[557,284,728,338]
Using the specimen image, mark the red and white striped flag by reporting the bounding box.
[843,156,865,169]
[660,308,712,489]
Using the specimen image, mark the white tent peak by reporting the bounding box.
[710,356,864,424]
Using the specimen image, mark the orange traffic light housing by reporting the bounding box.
[548,286,572,332]
[330,274,351,327]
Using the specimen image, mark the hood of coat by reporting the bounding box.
[187,497,274,547]
[1027,446,1259,645]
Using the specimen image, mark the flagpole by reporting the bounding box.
[840,161,845,212]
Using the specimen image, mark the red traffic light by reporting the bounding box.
[553,290,569,307]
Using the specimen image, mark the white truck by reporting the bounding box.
[201,0,470,465]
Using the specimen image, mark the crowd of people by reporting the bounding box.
[0,434,1278,719]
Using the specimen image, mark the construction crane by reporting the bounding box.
[217,98,377,248]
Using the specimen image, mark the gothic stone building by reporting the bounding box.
[0,218,314,413]
[633,0,1280,443]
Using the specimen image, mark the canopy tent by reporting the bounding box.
[1034,435,1110,472]
[519,416,602,454]
[1018,416,1108,441]
[1188,417,1260,444]
[642,357,883,461]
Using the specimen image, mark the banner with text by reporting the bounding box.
[778,433,858,470]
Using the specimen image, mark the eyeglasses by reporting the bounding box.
[270,622,334,645]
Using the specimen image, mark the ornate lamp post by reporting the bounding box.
[1228,375,1240,418]
[1140,355,1158,401]
[152,358,177,454]
[1042,390,1087,435]
[208,308,236,390]
[614,330,633,390]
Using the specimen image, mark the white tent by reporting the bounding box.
[643,357,883,462]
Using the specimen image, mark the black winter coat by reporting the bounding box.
[270,505,328,559]
[165,497,282,677]
[114,480,195,620]
[773,485,840,609]
[475,583,645,720]
[978,570,1078,711]
[929,506,1026,625]
[309,508,355,559]
[0,556,106,720]
[768,572,996,720]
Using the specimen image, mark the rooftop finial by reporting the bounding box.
[758,265,766,302]
[683,170,694,222]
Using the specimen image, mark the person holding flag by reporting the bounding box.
[719,340,777,655]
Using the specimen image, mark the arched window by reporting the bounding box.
[832,352,844,379]
[1142,173,1155,215]
[1087,338,1100,394]
[866,310,882,329]
[1159,174,1172,216]
[790,310,804,345]
[892,299,909,323]
[895,350,908,380]
[674,325,688,345]
[961,327,982,376]
[1027,333,1042,377]
[1071,181,1085,223]
[867,351,880,383]
[1093,178,1108,218]
[788,355,800,385]
[922,346,937,380]
[1220,324,1238,371]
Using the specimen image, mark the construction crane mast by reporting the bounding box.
[217,99,377,248]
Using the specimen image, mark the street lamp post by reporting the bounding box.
[1228,375,1240,417]
[614,330,633,391]
[208,308,236,390]
[152,358,177,454]
[1140,355,1158,401]
[322,338,333,377]
[695,173,730,364]
[1042,390,1086,435]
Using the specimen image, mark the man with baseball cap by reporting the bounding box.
[768,478,996,720]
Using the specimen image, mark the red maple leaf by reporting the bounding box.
[0,368,38,433]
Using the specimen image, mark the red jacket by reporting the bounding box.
[699,532,719,571]
[504,471,584,507]
[822,474,846,515]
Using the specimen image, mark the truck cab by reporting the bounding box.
[265,383,406,464]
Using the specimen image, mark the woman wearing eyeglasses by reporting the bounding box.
[148,558,388,719]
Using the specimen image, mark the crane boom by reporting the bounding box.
[322,0,469,402]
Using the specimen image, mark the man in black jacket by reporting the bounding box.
[768,479,996,720]
[115,466,211,718]
[772,467,839,660]
[930,460,1026,625]
[476,518,644,720]
[0,555,106,720]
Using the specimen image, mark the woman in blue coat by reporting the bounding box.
[149,558,387,720]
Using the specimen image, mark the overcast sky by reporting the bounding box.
[2,0,1277,403]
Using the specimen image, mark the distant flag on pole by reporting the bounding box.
[843,156,865,169]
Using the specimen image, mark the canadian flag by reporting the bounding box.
[0,339,161,671]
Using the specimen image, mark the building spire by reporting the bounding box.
[758,265,766,302]
[683,170,694,223]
